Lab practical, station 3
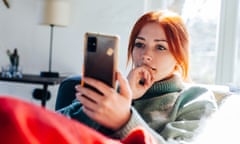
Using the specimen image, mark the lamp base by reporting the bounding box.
[40,71,59,78]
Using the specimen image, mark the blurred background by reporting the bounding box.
[0,0,239,110]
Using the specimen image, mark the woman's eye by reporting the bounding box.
[134,42,144,48]
[157,45,167,51]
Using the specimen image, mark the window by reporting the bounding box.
[181,0,221,84]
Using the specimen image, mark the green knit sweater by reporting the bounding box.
[58,75,217,143]
[111,75,218,143]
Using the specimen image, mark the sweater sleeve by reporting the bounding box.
[112,86,217,144]
[111,107,167,144]
[160,86,218,142]
[57,99,102,130]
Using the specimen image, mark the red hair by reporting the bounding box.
[127,10,190,81]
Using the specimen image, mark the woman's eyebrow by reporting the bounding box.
[136,36,168,42]
[136,36,145,41]
[154,39,168,42]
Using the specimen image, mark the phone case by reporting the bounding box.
[82,32,119,91]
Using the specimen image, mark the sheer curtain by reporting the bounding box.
[182,0,220,84]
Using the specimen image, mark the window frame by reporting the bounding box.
[215,0,239,85]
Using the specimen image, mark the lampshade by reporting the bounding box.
[42,0,70,27]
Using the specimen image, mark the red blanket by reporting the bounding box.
[0,96,156,144]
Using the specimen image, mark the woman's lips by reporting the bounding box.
[137,64,156,71]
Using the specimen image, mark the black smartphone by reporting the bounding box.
[81,32,119,93]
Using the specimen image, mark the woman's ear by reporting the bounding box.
[174,63,182,74]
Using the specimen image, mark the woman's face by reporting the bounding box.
[132,22,177,82]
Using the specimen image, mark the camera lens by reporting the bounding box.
[87,37,97,52]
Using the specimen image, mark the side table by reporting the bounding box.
[0,73,67,107]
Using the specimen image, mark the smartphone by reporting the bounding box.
[81,32,119,93]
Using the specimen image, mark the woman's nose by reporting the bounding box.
[142,49,152,62]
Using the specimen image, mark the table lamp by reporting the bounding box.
[41,0,70,77]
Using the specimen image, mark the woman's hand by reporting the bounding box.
[127,66,155,99]
[75,72,132,130]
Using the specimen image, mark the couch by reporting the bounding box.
[55,76,234,111]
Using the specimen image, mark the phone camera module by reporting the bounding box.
[87,37,97,52]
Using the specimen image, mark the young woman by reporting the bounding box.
[58,10,218,143]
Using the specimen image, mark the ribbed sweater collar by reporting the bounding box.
[134,74,185,101]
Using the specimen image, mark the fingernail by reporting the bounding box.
[76,92,82,97]
[75,85,80,89]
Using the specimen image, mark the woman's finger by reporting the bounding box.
[75,85,104,103]
[81,77,116,98]
[117,71,132,99]
[76,93,98,111]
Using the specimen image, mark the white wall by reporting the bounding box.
[0,0,147,110]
